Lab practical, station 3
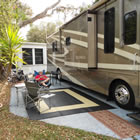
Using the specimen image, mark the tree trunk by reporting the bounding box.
[0,64,7,81]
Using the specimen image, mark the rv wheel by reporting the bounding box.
[112,81,135,110]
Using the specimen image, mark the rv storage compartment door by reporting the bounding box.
[88,14,97,68]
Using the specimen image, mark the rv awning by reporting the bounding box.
[89,0,109,11]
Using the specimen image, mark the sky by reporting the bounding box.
[20,0,94,39]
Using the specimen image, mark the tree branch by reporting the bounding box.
[19,0,61,28]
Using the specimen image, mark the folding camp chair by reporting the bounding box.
[24,80,51,113]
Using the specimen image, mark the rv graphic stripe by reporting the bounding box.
[71,38,88,48]
[48,55,64,63]
[65,61,88,69]
[98,43,140,63]
[98,63,139,71]
[98,33,139,50]
[50,34,88,48]
[63,30,88,37]
[51,37,59,42]
[48,58,87,87]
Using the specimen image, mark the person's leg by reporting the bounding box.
[41,78,50,87]
[42,82,48,87]
[43,78,50,83]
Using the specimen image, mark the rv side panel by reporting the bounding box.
[88,14,97,68]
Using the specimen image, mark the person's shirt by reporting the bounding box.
[35,74,48,81]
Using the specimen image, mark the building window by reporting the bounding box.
[124,11,137,45]
[35,49,43,64]
[66,37,71,46]
[104,8,115,53]
[22,48,33,65]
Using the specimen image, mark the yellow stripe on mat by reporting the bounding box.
[36,89,99,114]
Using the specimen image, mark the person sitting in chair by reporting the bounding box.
[35,71,50,87]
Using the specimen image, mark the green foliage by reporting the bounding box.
[0,0,14,37]
[78,4,91,13]
[0,0,31,79]
[94,0,100,3]
[27,22,59,43]
[0,24,26,74]
[0,0,32,37]
[13,0,32,23]
[77,1,100,14]
[56,5,77,22]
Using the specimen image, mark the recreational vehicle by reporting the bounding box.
[47,0,140,110]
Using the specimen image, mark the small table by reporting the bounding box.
[15,83,25,106]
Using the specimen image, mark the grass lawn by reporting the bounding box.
[0,82,118,140]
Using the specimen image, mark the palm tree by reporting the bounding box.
[0,24,26,80]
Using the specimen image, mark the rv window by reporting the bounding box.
[104,8,115,53]
[55,41,57,51]
[124,11,137,45]
[88,17,92,22]
[52,42,55,52]
[52,41,57,52]
[22,48,33,65]
[66,37,71,46]
[35,49,43,64]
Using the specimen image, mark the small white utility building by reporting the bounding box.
[17,42,47,74]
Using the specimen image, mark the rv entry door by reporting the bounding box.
[88,14,97,68]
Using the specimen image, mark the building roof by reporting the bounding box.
[22,42,46,46]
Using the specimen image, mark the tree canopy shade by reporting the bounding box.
[0,0,32,30]
[19,0,61,28]
[0,0,61,30]
[94,0,99,3]
[78,4,91,14]
[0,0,91,30]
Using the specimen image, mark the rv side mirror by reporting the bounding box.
[52,42,55,52]
[66,37,71,46]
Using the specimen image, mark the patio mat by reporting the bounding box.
[90,110,140,139]
[27,88,115,120]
